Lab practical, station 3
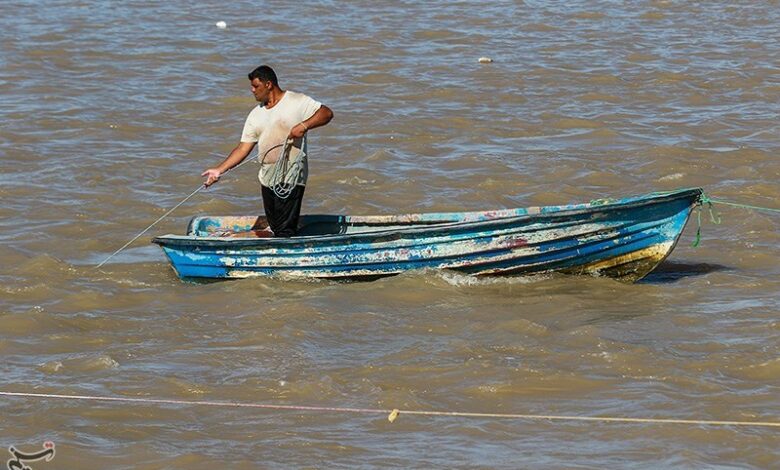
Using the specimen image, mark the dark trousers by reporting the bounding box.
[261,185,305,237]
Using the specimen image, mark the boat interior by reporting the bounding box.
[187,213,486,238]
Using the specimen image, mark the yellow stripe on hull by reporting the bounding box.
[564,241,674,282]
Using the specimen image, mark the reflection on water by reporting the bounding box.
[640,260,731,283]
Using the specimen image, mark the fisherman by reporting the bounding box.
[202,65,333,237]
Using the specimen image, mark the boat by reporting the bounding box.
[152,187,704,282]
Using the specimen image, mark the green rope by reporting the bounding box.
[707,197,780,215]
[698,195,722,224]
[692,206,703,248]
[692,193,780,247]
[692,193,723,247]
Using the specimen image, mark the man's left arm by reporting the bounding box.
[289,105,334,139]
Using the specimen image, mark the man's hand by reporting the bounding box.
[201,168,222,187]
[288,122,308,139]
[286,106,333,140]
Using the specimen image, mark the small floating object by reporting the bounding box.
[215,21,227,29]
[388,409,400,423]
[478,57,493,63]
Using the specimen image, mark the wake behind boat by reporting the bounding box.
[152,187,703,282]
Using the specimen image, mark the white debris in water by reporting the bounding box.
[94,356,120,369]
[39,361,64,373]
[337,176,376,186]
[478,57,493,63]
[216,21,227,29]
[658,173,684,181]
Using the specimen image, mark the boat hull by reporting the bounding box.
[152,188,703,282]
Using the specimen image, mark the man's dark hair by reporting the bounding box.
[248,65,279,87]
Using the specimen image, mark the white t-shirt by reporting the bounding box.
[240,91,322,187]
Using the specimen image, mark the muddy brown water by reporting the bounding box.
[1,1,779,468]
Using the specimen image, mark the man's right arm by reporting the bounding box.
[202,141,256,187]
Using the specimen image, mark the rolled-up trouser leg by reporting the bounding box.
[261,185,305,237]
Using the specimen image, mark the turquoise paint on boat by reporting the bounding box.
[152,188,703,282]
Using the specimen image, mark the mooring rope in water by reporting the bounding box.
[95,143,286,269]
[692,193,780,247]
[1,390,778,429]
[707,197,780,215]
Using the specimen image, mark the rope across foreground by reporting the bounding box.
[1,390,778,429]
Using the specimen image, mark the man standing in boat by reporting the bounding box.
[202,65,333,237]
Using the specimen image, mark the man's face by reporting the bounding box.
[250,78,272,104]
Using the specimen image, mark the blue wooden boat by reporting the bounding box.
[152,188,703,282]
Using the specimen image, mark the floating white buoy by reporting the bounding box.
[478,57,493,63]
[216,21,227,29]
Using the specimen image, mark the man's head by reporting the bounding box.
[248,65,279,104]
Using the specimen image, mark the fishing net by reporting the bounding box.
[263,136,307,199]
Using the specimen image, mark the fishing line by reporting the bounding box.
[95,143,285,269]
